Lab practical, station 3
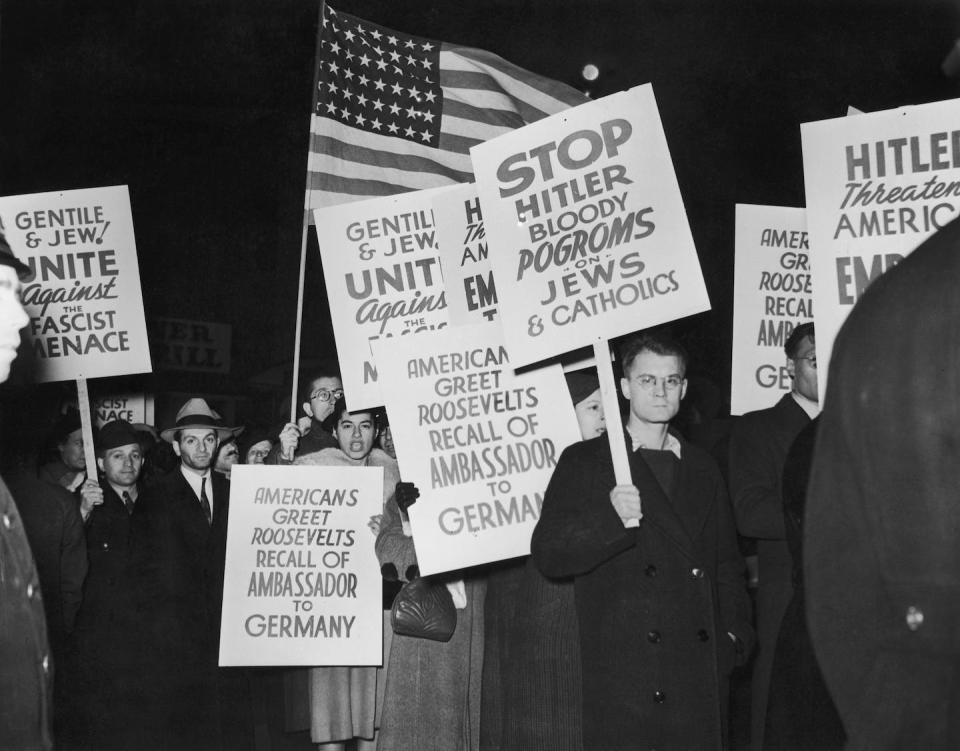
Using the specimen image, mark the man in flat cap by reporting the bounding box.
[130,398,236,750]
[0,229,54,749]
[74,420,145,750]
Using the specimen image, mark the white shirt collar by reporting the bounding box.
[180,465,213,513]
[791,390,820,419]
[626,426,683,459]
[108,481,137,502]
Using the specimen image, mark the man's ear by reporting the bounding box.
[303,401,315,420]
[785,356,796,379]
[172,442,182,458]
[96,457,105,473]
[620,377,630,401]
[680,379,689,401]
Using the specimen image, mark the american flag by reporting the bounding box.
[307,5,588,211]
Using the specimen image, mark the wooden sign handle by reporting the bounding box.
[76,376,98,483]
[593,341,639,527]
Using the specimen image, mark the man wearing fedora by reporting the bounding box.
[130,398,236,750]
[74,420,145,750]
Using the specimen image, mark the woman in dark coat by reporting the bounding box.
[764,417,844,750]
[480,370,604,751]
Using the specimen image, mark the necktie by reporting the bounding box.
[122,491,135,515]
[200,477,212,525]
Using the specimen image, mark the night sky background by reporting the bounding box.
[2,0,958,436]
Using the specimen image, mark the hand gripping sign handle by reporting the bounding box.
[593,341,639,527]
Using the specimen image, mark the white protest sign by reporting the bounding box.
[801,97,960,399]
[730,205,812,415]
[0,185,151,382]
[313,187,451,410]
[433,183,498,326]
[92,393,150,427]
[371,324,581,576]
[471,84,710,368]
[219,465,384,666]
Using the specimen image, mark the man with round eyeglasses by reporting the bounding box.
[266,371,343,465]
[532,332,753,750]
[728,321,819,751]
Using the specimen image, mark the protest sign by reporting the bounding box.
[471,84,710,368]
[371,324,581,576]
[433,183,498,326]
[801,97,960,398]
[313,187,450,410]
[149,317,232,374]
[730,205,812,415]
[219,465,384,666]
[0,185,151,382]
[92,392,151,427]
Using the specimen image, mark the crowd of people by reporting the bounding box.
[3,214,960,751]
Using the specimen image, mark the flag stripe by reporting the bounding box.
[309,134,474,183]
[437,131,484,153]
[446,45,587,108]
[441,97,526,129]
[439,69,550,123]
[442,85,530,114]
[308,152,470,192]
[308,171,417,199]
[440,113,513,141]
[311,115,472,167]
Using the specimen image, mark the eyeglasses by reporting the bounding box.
[795,355,817,368]
[247,448,270,460]
[310,388,344,402]
[634,374,684,392]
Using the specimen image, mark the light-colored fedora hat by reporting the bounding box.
[160,397,238,443]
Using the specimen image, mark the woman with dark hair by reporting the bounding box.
[290,397,400,751]
[481,369,604,751]
[375,478,485,750]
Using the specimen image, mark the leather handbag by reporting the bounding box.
[390,577,457,642]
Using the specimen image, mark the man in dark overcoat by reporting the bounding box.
[74,420,145,750]
[0,231,53,750]
[806,217,960,749]
[130,398,235,751]
[532,333,753,750]
[727,322,818,750]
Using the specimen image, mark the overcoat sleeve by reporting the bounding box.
[714,477,755,658]
[375,493,417,581]
[58,491,87,633]
[531,442,634,579]
[728,414,787,540]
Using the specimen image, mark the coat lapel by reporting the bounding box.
[670,453,714,543]
[626,441,698,559]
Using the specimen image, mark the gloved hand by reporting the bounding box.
[395,481,420,514]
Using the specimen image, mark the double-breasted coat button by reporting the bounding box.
[645,565,657,577]
[647,630,661,643]
[2,513,11,529]
[691,567,704,579]
[697,629,710,641]
[905,606,924,631]
[102,541,109,550]
[26,583,34,599]
[42,655,50,674]
[653,690,666,703]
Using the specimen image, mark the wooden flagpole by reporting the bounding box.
[289,0,328,424]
